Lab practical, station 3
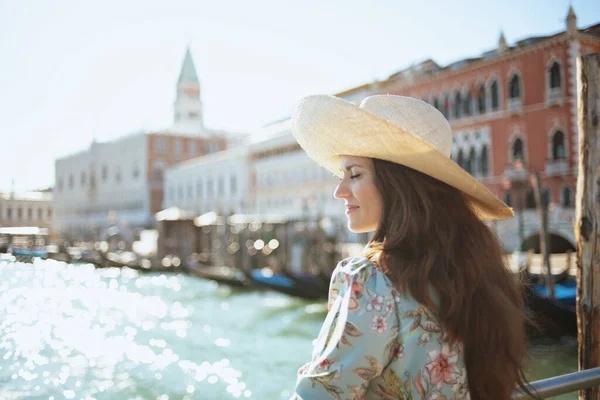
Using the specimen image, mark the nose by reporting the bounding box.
[334,179,349,199]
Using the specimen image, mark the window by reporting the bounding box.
[115,169,122,183]
[218,176,224,196]
[133,165,140,179]
[102,165,108,182]
[526,189,536,209]
[512,138,525,161]
[466,148,476,174]
[443,94,450,118]
[47,209,52,219]
[550,62,561,89]
[509,74,521,99]
[542,189,551,207]
[7,207,12,220]
[207,179,213,198]
[480,145,489,176]
[38,208,43,219]
[175,139,183,153]
[68,174,74,189]
[28,208,32,219]
[477,85,486,114]
[155,137,168,152]
[490,81,500,110]
[433,97,440,111]
[17,208,22,220]
[188,184,193,200]
[453,92,462,119]
[504,192,512,207]
[230,175,237,195]
[197,180,203,199]
[188,141,197,155]
[57,178,63,192]
[81,171,86,186]
[552,130,566,160]
[562,186,572,207]
[152,161,165,181]
[463,91,472,117]
[457,149,464,169]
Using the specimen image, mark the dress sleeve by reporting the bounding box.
[292,259,401,399]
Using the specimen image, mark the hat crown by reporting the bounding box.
[359,95,453,158]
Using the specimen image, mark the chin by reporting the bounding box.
[347,220,377,233]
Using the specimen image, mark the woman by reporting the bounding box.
[290,95,535,399]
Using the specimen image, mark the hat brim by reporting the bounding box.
[292,95,514,221]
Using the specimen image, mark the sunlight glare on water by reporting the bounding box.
[0,258,579,399]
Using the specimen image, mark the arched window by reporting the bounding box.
[512,138,525,161]
[443,94,450,118]
[550,62,561,89]
[81,171,86,186]
[102,165,108,182]
[467,147,476,174]
[68,174,74,189]
[526,189,536,209]
[457,149,464,169]
[562,186,572,207]
[504,192,512,207]
[490,81,500,110]
[552,130,566,160]
[478,85,486,114]
[433,97,440,112]
[480,145,489,176]
[509,74,521,99]
[453,92,462,119]
[463,91,473,116]
[542,188,551,207]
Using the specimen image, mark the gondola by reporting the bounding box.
[184,260,251,288]
[525,278,577,336]
[250,267,329,300]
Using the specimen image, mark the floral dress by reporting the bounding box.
[292,257,470,400]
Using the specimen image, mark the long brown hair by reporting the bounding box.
[363,158,535,400]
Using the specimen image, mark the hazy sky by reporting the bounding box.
[1,0,598,193]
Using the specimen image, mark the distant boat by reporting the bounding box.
[250,268,328,300]
[526,279,577,336]
[184,261,251,288]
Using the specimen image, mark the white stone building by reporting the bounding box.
[0,191,53,229]
[163,146,250,215]
[53,47,240,240]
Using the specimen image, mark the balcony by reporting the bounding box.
[503,161,529,182]
[545,159,569,176]
[507,97,523,115]
[546,87,564,106]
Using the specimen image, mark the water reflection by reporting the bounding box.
[0,259,579,399]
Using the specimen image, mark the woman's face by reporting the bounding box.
[334,155,383,233]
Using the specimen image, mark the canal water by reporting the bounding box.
[0,259,578,399]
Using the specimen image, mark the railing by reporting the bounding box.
[513,367,600,399]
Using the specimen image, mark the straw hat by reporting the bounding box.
[291,94,513,221]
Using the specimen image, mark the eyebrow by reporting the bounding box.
[339,164,363,172]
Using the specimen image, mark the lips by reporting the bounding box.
[345,206,359,214]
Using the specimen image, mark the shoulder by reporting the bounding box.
[330,256,395,297]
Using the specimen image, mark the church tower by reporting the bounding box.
[173,47,204,134]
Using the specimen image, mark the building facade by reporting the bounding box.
[53,48,231,240]
[370,7,600,251]
[163,146,250,216]
[0,191,53,229]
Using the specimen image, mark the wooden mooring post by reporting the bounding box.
[576,53,600,400]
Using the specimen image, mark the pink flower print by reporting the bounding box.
[371,315,388,334]
[384,299,394,315]
[425,344,459,389]
[366,295,384,312]
[318,358,332,370]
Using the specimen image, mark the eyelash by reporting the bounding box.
[337,173,361,181]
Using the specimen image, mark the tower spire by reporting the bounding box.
[173,47,204,135]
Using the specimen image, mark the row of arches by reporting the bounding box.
[421,60,563,120]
